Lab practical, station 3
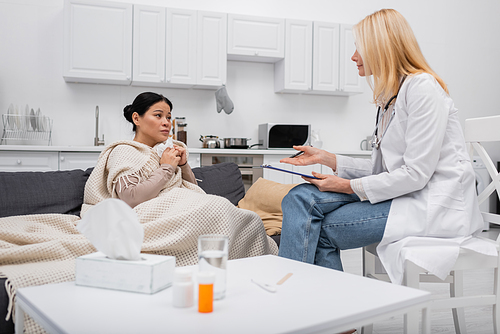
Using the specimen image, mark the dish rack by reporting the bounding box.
[1,114,53,145]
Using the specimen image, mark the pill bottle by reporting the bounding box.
[197,271,215,313]
[173,268,194,308]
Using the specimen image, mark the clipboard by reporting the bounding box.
[259,164,319,179]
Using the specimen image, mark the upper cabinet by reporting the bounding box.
[165,8,197,87]
[311,21,340,93]
[64,0,225,89]
[132,7,197,88]
[274,21,363,95]
[132,5,166,86]
[63,0,133,85]
[339,24,363,94]
[227,14,285,62]
[195,11,227,88]
[274,19,313,92]
[63,0,360,95]
[133,7,226,89]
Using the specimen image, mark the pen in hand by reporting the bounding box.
[289,151,305,158]
[288,145,312,158]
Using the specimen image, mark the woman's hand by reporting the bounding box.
[160,147,181,168]
[173,145,188,166]
[280,146,337,170]
[305,172,353,194]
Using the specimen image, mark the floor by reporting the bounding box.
[340,227,499,334]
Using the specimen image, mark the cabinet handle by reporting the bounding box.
[60,156,65,161]
[167,78,171,83]
[254,51,259,56]
[16,159,21,165]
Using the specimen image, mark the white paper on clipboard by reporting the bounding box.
[259,165,319,179]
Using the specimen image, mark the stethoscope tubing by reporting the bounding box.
[371,77,407,150]
[371,95,397,149]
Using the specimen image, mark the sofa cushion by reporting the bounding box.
[237,177,298,236]
[192,162,245,206]
[0,168,93,218]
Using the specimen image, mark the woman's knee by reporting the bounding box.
[282,183,316,208]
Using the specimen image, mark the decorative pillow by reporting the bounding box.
[192,162,245,206]
[237,177,298,236]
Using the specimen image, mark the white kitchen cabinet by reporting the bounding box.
[63,0,133,85]
[59,152,100,170]
[165,8,197,87]
[274,19,313,93]
[195,11,227,88]
[131,8,223,89]
[227,14,285,63]
[339,24,363,94]
[310,22,362,95]
[131,5,166,86]
[275,21,362,96]
[310,21,340,93]
[0,151,59,172]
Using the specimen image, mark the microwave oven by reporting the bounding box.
[258,124,311,149]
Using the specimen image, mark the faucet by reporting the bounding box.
[94,105,105,146]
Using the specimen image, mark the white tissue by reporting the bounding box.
[77,198,144,261]
[156,137,174,158]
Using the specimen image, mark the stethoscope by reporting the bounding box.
[371,95,398,149]
[371,77,407,150]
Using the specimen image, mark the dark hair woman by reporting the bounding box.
[81,91,277,266]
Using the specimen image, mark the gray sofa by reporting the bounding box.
[0,162,280,333]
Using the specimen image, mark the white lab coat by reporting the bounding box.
[336,73,497,284]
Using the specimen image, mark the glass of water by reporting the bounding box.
[198,234,228,300]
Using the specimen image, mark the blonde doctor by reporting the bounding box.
[278,8,494,285]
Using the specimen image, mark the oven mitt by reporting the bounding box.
[215,85,234,115]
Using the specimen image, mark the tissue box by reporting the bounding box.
[76,252,175,294]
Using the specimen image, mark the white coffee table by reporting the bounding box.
[15,255,430,334]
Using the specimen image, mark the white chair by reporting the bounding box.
[361,115,500,334]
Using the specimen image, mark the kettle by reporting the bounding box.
[199,135,221,148]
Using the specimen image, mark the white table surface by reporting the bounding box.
[16,255,430,334]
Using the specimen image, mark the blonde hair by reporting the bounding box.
[354,9,448,105]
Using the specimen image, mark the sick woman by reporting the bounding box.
[82,92,277,266]
[278,9,492,285]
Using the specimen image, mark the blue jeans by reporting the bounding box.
[278,183,391,271]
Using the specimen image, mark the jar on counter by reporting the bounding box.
[175,117,187,145]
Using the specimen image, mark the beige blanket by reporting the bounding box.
[0,140,277,331]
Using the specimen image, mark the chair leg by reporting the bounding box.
[493,267,500,334]
[361,324,373,334]
[450,270,467,334]
[403,261,421,334]
[363,247,375,278]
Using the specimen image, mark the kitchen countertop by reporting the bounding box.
[0,145,371,156]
